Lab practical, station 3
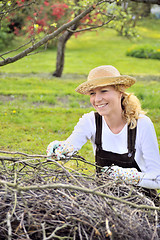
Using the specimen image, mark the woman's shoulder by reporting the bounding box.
[137,114,153,125]
[73,111,96,135]
[75,111,96,128]
[80,111,95,121]
[137,114,155,132]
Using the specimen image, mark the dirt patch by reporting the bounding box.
[0,95,15,102]
[0,95,27,103]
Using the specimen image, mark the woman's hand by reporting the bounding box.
[47,140,74,160]
[102,165,141,185]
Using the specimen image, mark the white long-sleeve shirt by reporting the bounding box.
[66,111,160,189]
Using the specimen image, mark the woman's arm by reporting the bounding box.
[136,115,160,188]
[47,111,95,158]
[104,116,160,189]
[65,111,95,151]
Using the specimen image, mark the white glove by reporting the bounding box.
[103,165,141,185]
[47,140,75,160]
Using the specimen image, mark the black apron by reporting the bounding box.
[94,112,160,206]
[94,112,140,173]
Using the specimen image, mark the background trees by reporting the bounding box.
[0,0,159,76]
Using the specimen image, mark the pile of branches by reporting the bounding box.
[0,150,160,240]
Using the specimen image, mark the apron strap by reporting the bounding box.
[128,124,137,157]
[95,112,102,150]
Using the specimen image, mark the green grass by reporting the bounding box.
[0,75,160,163]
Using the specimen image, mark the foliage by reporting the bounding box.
[127,1,151,18]
[0,29,14,50]
[106,3,139,38]
[3,1,105,42]
[126,44,160,60]
[0,16,15,50]
[15,0,139,39]
[3,0,70,47]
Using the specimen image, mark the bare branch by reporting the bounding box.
[0,39,33,58]
[0,150,48,158]
[67,16,115,33]
[131,0,160,4]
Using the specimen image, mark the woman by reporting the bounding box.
[47,65,160,190]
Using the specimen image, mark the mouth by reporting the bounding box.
[96,103,108,108]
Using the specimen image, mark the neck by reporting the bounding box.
[104,112,126,134]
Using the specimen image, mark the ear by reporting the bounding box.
[119,92,123,99]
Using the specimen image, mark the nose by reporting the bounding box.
[95,92,102,102]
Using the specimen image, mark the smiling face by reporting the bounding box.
[89,86,122,118]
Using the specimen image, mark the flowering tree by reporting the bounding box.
[0,0,117,77]
[0,0,159,76]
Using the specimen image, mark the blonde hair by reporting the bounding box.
[115,85,145,129]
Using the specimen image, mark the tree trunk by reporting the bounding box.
[53,23,79,77]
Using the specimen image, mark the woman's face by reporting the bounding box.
[89,86,122,117]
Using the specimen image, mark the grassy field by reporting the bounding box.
[0,17,160,165]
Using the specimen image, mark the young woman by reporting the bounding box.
[47,65,160,190]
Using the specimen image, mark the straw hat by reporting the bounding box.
[75,65,136,95]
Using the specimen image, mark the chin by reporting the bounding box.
[96,110,107,116]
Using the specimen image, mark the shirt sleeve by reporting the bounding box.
[65,111,95,151]
[136,115,160,189]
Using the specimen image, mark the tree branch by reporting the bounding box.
[67,16,115,33]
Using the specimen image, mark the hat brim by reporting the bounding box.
[75,75,136,95]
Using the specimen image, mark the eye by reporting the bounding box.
[101,89,108,93]
[89,92,95,96]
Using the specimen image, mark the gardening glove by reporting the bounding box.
[47,140,75,160]
[102,165,143,185]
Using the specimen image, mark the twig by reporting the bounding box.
[105,218,113,240]
[7,212,12,240]
[67,16,115,33]
[0,150,48,158]
[0,40,33,58]
[45,223,71,240]
[41,222,47,240]
[67,216,101,237]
